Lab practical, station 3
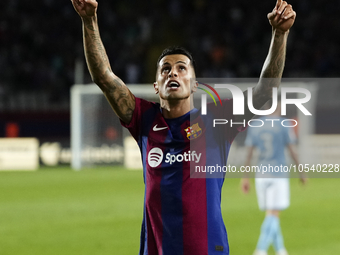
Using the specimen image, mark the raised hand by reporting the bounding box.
[71,0,98,18]
[268,0,296,33]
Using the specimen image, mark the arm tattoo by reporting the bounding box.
[260,31,287,79]
[82,17,135,124]
[83,17,112,77]
[104,76,135,124]
[239,30,289,122]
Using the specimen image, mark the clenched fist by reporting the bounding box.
[71,0,98,18]
[268,0,296,33]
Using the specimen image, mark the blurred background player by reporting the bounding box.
[241,100,307,255]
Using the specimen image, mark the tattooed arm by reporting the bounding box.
[239,0,296,122]
[72,0,135,124]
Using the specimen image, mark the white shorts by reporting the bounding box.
[255,178,290,211]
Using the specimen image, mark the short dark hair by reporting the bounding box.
[157,46,196,70]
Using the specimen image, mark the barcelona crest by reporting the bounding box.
[184,123,202,140]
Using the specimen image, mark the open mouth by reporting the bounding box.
[167,81,180,88]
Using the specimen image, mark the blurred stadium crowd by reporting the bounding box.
[1,0,339,94]
[0,0,339,137]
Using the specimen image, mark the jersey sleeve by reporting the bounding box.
[222,98,248,133]
[208,98,248,143]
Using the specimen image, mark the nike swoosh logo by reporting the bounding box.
[153,124,168,131]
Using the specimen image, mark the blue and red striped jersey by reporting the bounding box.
[121,97,244,255]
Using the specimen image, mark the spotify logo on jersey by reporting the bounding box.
[148,147,164,167]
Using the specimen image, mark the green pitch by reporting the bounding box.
[0,167,339,255]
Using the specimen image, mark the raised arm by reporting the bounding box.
[71,0,135,124]
[240,0,296,122]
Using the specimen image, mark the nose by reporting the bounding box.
[168,68,178,78]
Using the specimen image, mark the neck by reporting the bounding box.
[160,98,194,119]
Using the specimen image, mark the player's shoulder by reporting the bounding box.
[206,98,233,117]
[135,97,160,111]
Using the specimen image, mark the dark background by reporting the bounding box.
[1,0,339,140]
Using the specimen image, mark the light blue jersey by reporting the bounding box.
[245,116,296,177]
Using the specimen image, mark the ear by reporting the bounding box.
[154,82,159,94]
[191,81,198,93]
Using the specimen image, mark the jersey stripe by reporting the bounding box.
[145,141,164,254]
[181,120,209,255]
[160,162,184,254]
